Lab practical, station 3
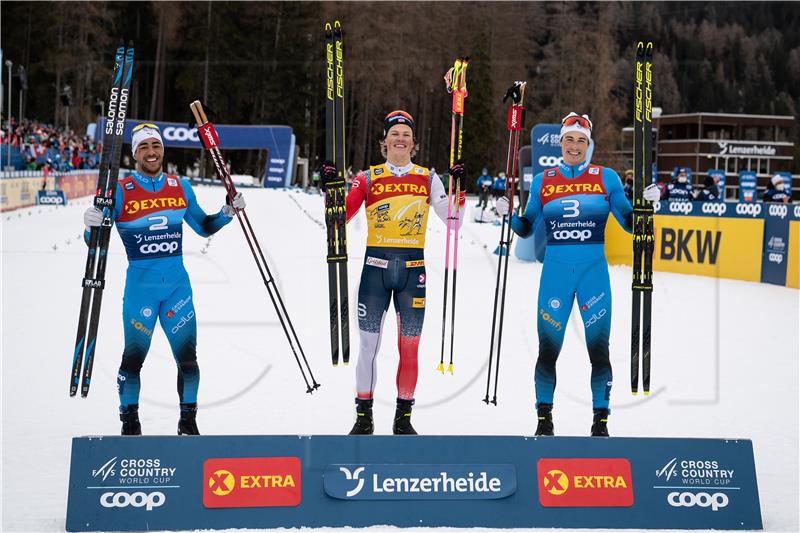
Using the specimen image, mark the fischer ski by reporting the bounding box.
[484,81,526,405]
[324,20,350,366]
[190,101,320,393]
[70,41,134,398]
[631,41,655,395]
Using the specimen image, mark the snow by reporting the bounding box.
[1,187,798,532]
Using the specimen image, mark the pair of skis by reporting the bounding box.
[631,41,655,395]
[484,81,527,405]
[438,57,469,375]
[70,41,134,398]
[190,101,319,393]
[324,21,350,367]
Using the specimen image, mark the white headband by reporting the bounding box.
[131,126,163,156]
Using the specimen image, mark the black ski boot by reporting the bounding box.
[348,398,374,435]
[591,408,610,437]
[535,403,554,436]
[178,403,200,435]
[120,405,141,436]
[392,398,417,435]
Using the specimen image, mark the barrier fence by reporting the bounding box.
[66,435,761,531]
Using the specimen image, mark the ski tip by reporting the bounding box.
[632,391,639,396]
[447,363,454,375]
[324,22,332,30]
[491,399,498,406]
[643,390,651,396]
[482,397,490,405]
[435,362,444,374]
[343,361,349,366]
[332,362,339,367]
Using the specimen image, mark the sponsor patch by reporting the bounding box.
[366,257,389,269]
[412,298,426,309]
[203,457,302,508]
[547,297,561,310]
[538,458,633,507]
[124,181,135,190]
[167,178,178,187]
[406,260,425,268]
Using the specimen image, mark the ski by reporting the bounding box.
[70,41,133,398]
[190,100,320,393]
[438,56,469,375]
[323,21,349,366]
[631,41,655,395]
[484,81,526,406]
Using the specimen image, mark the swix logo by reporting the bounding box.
[92,457,118,481]
[768,204,788,218]
[668,201,694,215]
[701,202,727,216]
[105,88,118,135]
[115,88,129,136]
[163,126,199,142]
[203,457,302,508]
[538,458,633,507]
[196,124,218,148]
[340,466,366,497]
[508,106,524,131]
[735,203,762,217]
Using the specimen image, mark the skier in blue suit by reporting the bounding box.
[497,112,660,436]
[83,123,245,435]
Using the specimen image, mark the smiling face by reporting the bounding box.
[560,132,589,166]
[134,138,164,177]
[383,124,415,166]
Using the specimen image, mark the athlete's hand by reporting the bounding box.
[496,196,510,216]
[643,183,661,202]
[84,207,103,228]
[449,160,467,181]
[223,192,245,217]
[320,160,337,188]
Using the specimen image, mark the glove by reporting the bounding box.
[449,160,466,181]
[643,183,661,202]
[496,196,510,216]
[320,160,338,188]
[84,207,103,228]
[222,192,245,217]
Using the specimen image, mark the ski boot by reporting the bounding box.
[120,405,141,436]
[591,408,610,437]
[392,398,417,435]
[178,403,200,435]
[534,403,554,436]
[348,398,374,435]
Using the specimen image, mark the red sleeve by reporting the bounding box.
[345,173,368,223]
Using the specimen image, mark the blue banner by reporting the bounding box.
[760,202,796,285]
[95,119,295,187]
[653,200,766,219]
[530,124,563,179]
[66,435,762,531]
[37,189,67,206]
[738,170,757,202]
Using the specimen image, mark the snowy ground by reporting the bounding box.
[1,186,798,532]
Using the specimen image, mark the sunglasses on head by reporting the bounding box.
[132,123,160,132]
[562,113,593,130]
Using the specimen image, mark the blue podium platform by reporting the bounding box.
[66,435,762,531]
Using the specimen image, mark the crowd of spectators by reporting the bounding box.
[1,117,101,171]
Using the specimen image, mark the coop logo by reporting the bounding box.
[203,457,302,508]
[701,202,727,216]
[735,203,762,217]
[140,241,179,255]
[667,491,729,511]
[794,205,800,218]
[100,491,165,511]
[39,194,65,205]
[538,155,563,167]
[768,204,788,219]
[669,201,694,215]
[538,458,633,507]
[163,126,199,142]
[768,253,783,264]
[553,229,593,241]
[324,464,516,500]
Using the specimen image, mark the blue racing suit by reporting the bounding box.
[510,159,633,410]
[85,171,232,411]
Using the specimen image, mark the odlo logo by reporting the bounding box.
[584,308,607,328]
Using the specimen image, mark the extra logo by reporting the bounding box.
[203,457,302,508]
[124,197,187,215]
[701,202,727,216]
[767,204,788,219]
[735,203,762,217]
[542,183,603,198]
[323,464,516,500]
[100,491,165,511]
[668,201,694,215]
[538,458,633,507]
[371,182,428,196]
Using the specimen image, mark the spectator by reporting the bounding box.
[1,118,102,172]
[694,175,721,202]
[623,169,634,200]
[763,174,791,204]
[662,167,693,201]
[476,167,493,208]
[492,171,507,202]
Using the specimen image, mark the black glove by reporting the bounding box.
[449,160,467,181]
[503,81,524,104]
[320,160,337,188]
